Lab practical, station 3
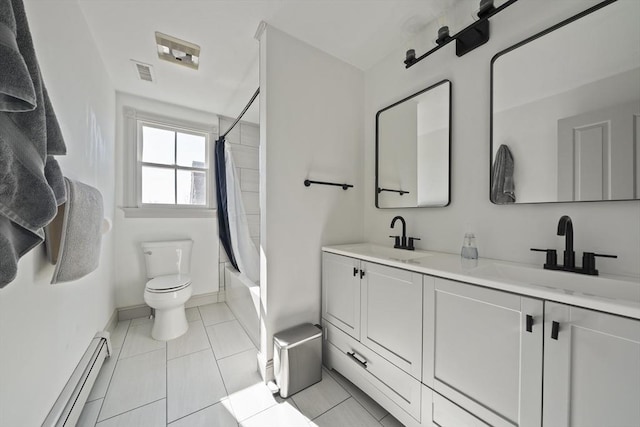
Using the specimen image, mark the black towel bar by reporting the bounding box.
[377,187,409,195]
[304,180,353,190]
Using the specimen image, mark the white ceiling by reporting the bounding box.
[78,0,463,124]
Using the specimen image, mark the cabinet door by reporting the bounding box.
[360,262,423,379]
[322,253,361,340]
[543,302,640,427]
[426,278,543,427]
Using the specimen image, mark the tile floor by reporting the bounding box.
[78,302,405,427]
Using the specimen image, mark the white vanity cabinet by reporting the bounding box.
[321,251,425,426]
[543,302,640,427]
[322,252,424,377]
[322,244,640,427]
[423,278,544,427]
[424,278,640,427]
[322,252,361,340]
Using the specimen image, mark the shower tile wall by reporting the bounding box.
[218,117,260,294]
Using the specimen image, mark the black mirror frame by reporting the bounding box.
[488,0,635,205]
[375,79,452,209]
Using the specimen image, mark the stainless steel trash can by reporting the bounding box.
[274,323,322,398]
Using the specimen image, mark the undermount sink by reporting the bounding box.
[474,262,640,303]
[339,243,431,261]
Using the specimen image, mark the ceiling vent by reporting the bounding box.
[131,60,155,82]
[155,32,200,70]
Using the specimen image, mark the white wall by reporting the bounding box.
[0,1,116,425]
[258,25,364,373]
[114,93,219,308]
[364,0,640,278]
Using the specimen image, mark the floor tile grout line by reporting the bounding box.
[169,346,214,362]
[202,317,239,328]
[97,307,253,426]
[95,321,132,424]
[118,322,166,361]
[166,319,209,361]
[306,394,351,421]
[200,311,262,424]
[204,317,254,360]
[84,346,124,404]
[214,345,257,362]
[201,313,234,400]
[165,402,217,425]
[234,395,281,424]
[111,319,132,348]
[324,367,390,421]
[117,345,166,361]
[97,347,167,423]
[212,344,256,362]
[324,368,355,398]
[165,398,234,425]
[185,306,202,321]
[95,397,166,425]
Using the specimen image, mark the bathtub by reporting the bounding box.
[224,265,260,348]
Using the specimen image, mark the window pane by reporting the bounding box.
[142,126,175,165]
[142,166,175,204]
[177,132,206,167]
[177,169,206,205]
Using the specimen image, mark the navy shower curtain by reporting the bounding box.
[215,137,239,270]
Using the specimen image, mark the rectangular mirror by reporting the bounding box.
[491,0,640,204]
[376,80,451,208]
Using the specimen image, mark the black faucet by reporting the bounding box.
[557,215,575,269]
[390,216,407,248]
[389,216,421,250]
[531,215,617,275]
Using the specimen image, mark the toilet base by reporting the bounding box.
[151,306,189,341]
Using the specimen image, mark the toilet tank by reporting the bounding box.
[141,239,193,278]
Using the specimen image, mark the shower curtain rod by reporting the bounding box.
[220,87,260,139]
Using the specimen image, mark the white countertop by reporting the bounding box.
[323,243,640,320]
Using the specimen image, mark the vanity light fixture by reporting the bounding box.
[404,0,519,68]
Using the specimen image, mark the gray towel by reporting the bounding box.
[491,144,516,204]
[47,178,104,284]
[0,0,67,288]
[0,0,34,111]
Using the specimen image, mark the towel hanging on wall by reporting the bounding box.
[0,0,68,287]
[45,178,104,284]
[491,144,516,204]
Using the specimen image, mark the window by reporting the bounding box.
[139,123,208,206]
[123,107,217,218]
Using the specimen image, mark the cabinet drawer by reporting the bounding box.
[324,321,422,421]
[433,392,491,427]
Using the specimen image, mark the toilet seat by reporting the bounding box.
[145,274,192,293]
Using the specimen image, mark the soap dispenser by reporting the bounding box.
[461,232,478,265]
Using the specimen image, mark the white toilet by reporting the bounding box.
[141,239,193,341]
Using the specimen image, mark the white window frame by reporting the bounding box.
[122,107,218,218]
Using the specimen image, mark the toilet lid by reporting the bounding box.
[146,274,191,293]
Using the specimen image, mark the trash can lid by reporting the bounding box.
[274,323,322,349]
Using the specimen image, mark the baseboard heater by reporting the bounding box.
[42,332,112,427]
